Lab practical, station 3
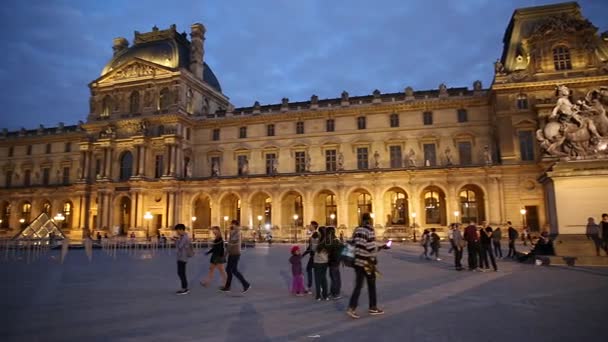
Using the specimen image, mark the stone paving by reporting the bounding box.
[1,242,607,342]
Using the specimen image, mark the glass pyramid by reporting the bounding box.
[15,212,66,240]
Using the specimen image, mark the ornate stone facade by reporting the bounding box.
[1,3,607,240]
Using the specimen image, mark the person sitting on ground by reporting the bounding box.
[518,231,554,263]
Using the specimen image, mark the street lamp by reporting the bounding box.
[454,211,460,224]
[257,215,262,241]
[223,215,229,240]
[191,216,197,239]
[293,214,299,243]
[144,211,153,239]
[54,213,65,228]
[19,218,25,228]
[520,208,527,228]
[411,212,417,242]
[330,213,336,226]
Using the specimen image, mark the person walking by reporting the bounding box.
[220,220,251,293]
[419,229,431,260]
[200,226,227,287]
[302,221,319,294]
[507,222,518,259]
[346,213,387,319]
[312,226,330,301]
[173,224,192,295]
[491,226,503,259]
[452,223,465,271]
[586,217,602,256]
[479,226,497,271]
[327,226,343,300]
[289,246,306,296]
[429,228,441,261]
[601,214,608,255]
[463,221,479,271]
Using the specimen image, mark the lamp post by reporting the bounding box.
[369,212,375,226]
[454,211,460,224]
[257,215,263,241]
[223,215,229,241]
[143,211,153,240]
[19,218,25,228]
[330,213,336,226]
[520,208,527,228]
[411,212,417,242]
[53,213,65,229]
[191,216,197,240]
[293,214,299,243]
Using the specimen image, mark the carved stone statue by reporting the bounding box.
[185,160,192,178]
[405,86,414,97]
[438,83,448,96]
[310,94,318,105]
[211,160,220,177]
[444,147,453,166]
[536,85,608,157]
[373,150,380,168]
[406,148,417,167]
[271,158,278,174]
[137,120,149,135]
[186,89,193,114]
[240,157,249,176]
[484,145,492,165]
[473,80,482,91]
[305,152,311,172]
[341,91,349,102]
[337,152,344,171]
[100,125,116,139]
[494,59,506,75]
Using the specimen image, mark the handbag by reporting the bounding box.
[340,241,356,267]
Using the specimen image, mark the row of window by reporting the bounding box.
[6,142,72,157]
[5,167,71,188]
[0,201,73,229]
[212,110,469,141]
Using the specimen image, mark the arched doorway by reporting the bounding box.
[313,190,338,226]
[459,185,485,224]
[421,186,446,226]
[62,201,73,229]
[41,200,51,215]
[281,191,303,227]
[220,193,241,226]
[115,197,131,235]
[250,192,271,229]
[192,195,211,230]
[349,189,372,226]
[21,201,32,228]
[0,201,10,229]
[383,188,409,226]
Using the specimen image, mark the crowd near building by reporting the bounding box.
[1,2,607,241]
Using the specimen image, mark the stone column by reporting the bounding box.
[138,145,146,176]
[166,191,175,228]
[133,146,141,177]
[487,177,501,225]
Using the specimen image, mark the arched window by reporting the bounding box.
[387,189,408,226]
[42,201,51,215]
[159,88,170,110]
[101,95,112,117]
[553,45,572,71]
[459,186,485,224]
[119,151,133,181]
[21,201,32,224]
[63,201,72,228]
[424,191,441,224]
[1,202,10,228]
[325,194,337,226]
[357,193,372,225]
[129,91,140,114]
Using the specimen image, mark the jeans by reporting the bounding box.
[430,245,439,259]
[348,266,377,310]
[479,243,497,270]
[454,247,463,269]
[493,240,503,258]
[507,239,517,258]
[225,254,250,290]
[467,241,479,270]
[313,263,328,299]
[177,260,188,290]
[329,265,341,297]
[306,256,314,288]
[420,245,429,258]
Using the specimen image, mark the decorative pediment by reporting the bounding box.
[95,58,173,85]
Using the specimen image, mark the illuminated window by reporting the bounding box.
[101,95,112,117]
[63,202,73,228]
[424,191,441,224]
[325,194,337,226]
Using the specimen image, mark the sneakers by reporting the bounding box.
[436,258,442,261]
[346,308,360,319]
[306,289,313,295]
[175,289,189,295]
[243,284,251,293]
[331,295,342,300]
[369,308,385,315]
[219,287,230,292]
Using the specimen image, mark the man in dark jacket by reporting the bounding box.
[302,221,319,294]
[507,222,518,258]
[463,221,479,271]
[452,224,465,271]
[601,213,608,255]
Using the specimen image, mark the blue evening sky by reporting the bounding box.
[0,0,607,130]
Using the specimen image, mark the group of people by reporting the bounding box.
[585,214,608,256]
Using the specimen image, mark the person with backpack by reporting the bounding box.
[173,223,192,295]
[507,222,518,258]
[326,226,343,300]
[419,229,431,260]
[429,228,441,261]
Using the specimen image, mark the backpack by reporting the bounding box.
[340,241,356,267]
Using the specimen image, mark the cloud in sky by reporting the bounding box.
[0,0,606,130]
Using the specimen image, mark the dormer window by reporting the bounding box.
[129,91,140,114]
[553,45,572,71]
[101,95,112,117]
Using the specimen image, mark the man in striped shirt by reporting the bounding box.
[347,213,385,319]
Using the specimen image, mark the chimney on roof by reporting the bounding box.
[190,23,206,81]
[112,37,129,56]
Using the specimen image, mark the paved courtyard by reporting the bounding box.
[1,242,607,342]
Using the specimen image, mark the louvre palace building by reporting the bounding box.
[1,2,608,240]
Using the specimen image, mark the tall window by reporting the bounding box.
[155,155,164,178]
[21,202,32,224]
[159,88,171,110]
[42,201,51,214]
[267,124,275,137]
[325,150,337,172]
[239,126,247,139]
[325,194,337,226]
[265,153,277,175]
[62,167,70,185]
[5,170,12,188]
[357,193,372,225]
[519,131,535,161]
[457,109,468,123]
[389,146,402,168]
[8,146,13,157]
[45,144,51,154]
[129,91,140,113]
[296,121,304,134]
[460,189,479,224]
[326,119,335,132]
[390,113,399,128]
[458,141,472,165]
[388,190,408,225]
[63,202,72,228]
[237,155,248,176]
[26,145,32,155]
[212,128,220,141]
[553,45,572,71]
[95,159,102,178]
[423,111,433,125]
[42,167,50,186]
[517,94,528,110]
[101,95,112,117]
[357,147,369,170]
[424,190,441,224]
[423,143,437,166]
[295,151,306,173]
[24,170,31,186]
[64,142,71,153]
[357,116,366,130]
[1,203,10,228]
[119,151,133,181]
[210,156,220,175]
